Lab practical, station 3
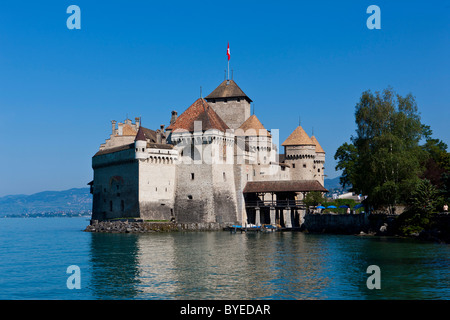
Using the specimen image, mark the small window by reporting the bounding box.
[191,173,195,180]
[223,172,226,181]
[318,169,321,172]
[303,164,307,168]
[187,195,193,200]
[292,164,295,169]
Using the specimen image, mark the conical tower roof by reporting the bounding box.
[205,80,252,102]
[281,126,315,146]
[311,136,325,153]
[135,126,157,142]
[236,114,271,137]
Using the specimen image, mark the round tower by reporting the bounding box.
[281,126,316,181]
[135,128,147,160]
[311,135,326,186]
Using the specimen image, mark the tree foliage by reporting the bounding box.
[303,191,325,208]
[334,87,448,213]
[396,179,441,235]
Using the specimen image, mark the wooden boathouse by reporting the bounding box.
[243,180,328,229]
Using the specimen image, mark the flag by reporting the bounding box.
[227,43,230,61]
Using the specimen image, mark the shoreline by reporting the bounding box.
[83,218,450,243]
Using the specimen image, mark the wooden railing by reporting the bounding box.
[245,200,305,208]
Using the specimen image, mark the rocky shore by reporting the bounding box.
[84,219,224,233]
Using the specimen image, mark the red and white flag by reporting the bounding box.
[227,43,230,61]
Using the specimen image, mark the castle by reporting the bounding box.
[89,79,328,229]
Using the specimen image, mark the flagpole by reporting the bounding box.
[227,42,230,82]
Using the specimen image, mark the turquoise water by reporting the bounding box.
[0,217,448,300]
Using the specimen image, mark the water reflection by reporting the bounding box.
[88,233,142,299]
[87,231,450,300]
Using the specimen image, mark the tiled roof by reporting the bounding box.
[94,143,134,157]
[135,126,157,143]
[147,143,173,149]
[167,98,229,132]
[243,180,328,193]
[236,114,271,137]
[122,124,137,136]
[311,136,325,153]
[281,126,315,146]
[205,80,252,102]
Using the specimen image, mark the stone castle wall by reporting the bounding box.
[209,99,250,130]
[91,148,139,220]
[138,159,176,221]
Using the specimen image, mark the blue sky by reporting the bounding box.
[0,0,448,196]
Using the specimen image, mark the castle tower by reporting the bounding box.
[236,114,273,164]
[134,127,147,160]
[205,80,252,130]
[311,135,326,186]
[168,98,240,225]
[282,126,316,181]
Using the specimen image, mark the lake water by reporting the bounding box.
[0,217,448,300]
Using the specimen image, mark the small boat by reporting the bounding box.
[225,224,262,233]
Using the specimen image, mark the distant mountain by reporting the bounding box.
[0,188,92,216]
[324,177,341,190]
[1,179,347,216]
[324,176,351,194]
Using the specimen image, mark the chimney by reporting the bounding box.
[111,120,116,135]
[160,124,165,132]
[135,117,140,130]
[156,131,162,144]
[170,111,178,125]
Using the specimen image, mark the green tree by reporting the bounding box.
[303,191,325,209]
[335,88,426,213]
[396,179,441,235]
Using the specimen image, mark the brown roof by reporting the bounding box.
[147,143,173,149]
[135,126,157,143]
[281,126,315,146]
[167,98,229,132]
[122,124,137,136]
[93,143,134,157]
[243,180,328,193]
[205,80,252,102]
[311,136,325,153]
[236,114,271,137]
